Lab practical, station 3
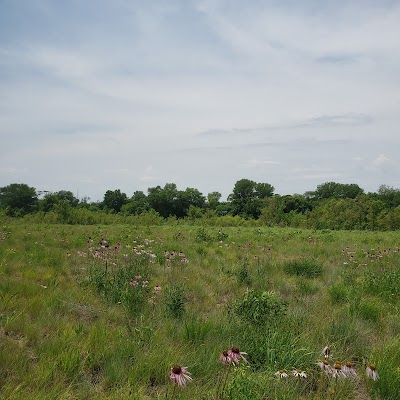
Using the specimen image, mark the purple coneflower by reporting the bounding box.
[366,364,379,381]
[219,350,232,365]
[228,347,248,365]
[129,279,138,287]
[169,365,192,387]
[154,285,161,293]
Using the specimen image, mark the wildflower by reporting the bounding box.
[318,359,333,375]
[154,285,161,293]
[322,346,331,359]
[275,370,289,378]
[332,361,346,378]
[292,369,307,378]
[228,347,248,365]
[180,257,189,263]
[366,364,379,381]
[342,361,357,377]
[129,280,138,287]
[219,350,232,365]
[169,365,192,387]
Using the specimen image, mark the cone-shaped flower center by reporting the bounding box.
[172,365,182,375]
[231,346,240,354]
[334,361,342,370]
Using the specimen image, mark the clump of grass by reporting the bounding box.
[284,259,323,278]
[164,284,186,319]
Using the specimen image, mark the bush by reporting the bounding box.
[233,289,287,326]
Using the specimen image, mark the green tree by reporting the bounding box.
[0,183,38,216]
[229,179,274,218]
[121,191,149,215]
[207,191,222,209]
[102,189,128,213]
[40,190,79,212]
[147,184,178,218]
[312,182,364,200]
[376,185,400,208]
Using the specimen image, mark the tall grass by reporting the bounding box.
[1,222,399,399]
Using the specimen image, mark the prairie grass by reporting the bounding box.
[0,222,399,399]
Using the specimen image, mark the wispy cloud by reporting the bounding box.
[0,1,399,200]
[240,159,280,168]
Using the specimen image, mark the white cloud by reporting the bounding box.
[372,153,390,167]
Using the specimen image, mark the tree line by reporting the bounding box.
[1,180,400,230]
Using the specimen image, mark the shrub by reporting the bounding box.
[233,289,287,326]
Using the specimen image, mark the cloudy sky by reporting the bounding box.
[1,0,399,201]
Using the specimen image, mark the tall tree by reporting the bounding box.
[229,179,274,218]
[40,190,79,212]
[0,183,38,216]
[312,182,364,200]
[102,189,128,213]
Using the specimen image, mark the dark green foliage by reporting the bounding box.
[0,183,38,216]
[312,182,364,200]
[102,189,128,213]
[283,259,322,278]
[229,179,274,218]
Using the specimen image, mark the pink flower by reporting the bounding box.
[228,347,248,365]
[169,365,192,387]
[219,350,232,365]
[129,280,138,287]
[154,285,161,293]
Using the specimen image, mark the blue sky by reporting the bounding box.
[1,0,400,201]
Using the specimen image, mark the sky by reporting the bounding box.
[1,0,400,202]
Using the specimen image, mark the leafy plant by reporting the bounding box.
[233,289,287,326]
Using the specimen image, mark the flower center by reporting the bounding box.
[172,366,182,375]
[231,346,240,354]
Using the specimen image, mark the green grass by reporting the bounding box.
[0,222,399,399]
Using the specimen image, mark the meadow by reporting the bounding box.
[0,221,399,399]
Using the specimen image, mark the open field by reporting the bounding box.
[1,222,399,399]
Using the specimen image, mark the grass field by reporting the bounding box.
[1,221,399,399]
